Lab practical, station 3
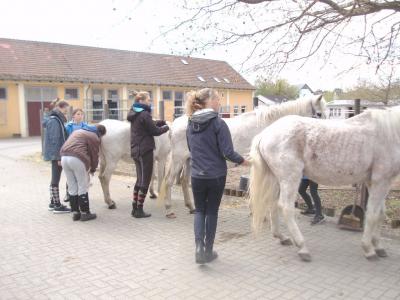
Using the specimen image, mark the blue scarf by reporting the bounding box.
[133,103,151,114]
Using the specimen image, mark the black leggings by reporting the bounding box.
[51,160,62,187]
[133,151,154,191]
[298,179,322,216]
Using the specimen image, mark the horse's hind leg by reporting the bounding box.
[98,157,118,209]
[270,201,292,246]
[279,182,310,261]
[149,161,157,199]
[182,159,195,214]
[362,183,390,260]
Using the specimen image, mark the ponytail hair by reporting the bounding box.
[135,91,150,103]
[185,88,218,116]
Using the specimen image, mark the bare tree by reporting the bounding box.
[162,0,400,76]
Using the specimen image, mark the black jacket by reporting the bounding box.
[187,109,244,179]
[127,105,169,159]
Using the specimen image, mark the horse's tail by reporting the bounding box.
[157,151,172,207]
[248,134,279,235]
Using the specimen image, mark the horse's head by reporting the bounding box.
[310,94,327,119]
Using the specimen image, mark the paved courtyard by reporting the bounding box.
[0,138,400,300]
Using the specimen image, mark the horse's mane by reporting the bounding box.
[369,106,400,142]
[255,97,313,127]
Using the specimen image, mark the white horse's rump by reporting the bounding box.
[98,119,170,208]
[249,108,400,261]
[159,95,327,217]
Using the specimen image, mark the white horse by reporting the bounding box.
[249,107,400,261]
[159,95,327,218]
[98,119,171,208]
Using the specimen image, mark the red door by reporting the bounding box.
[27,102,52,136]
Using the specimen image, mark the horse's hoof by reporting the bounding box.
[189,209,196,214]
[375,249,388,258]
[149,194,157,199]
[298,252,312,262]
[108,202,116,209]
[166,213,176,219]
[366,253,379,261]
[280,238,293,246]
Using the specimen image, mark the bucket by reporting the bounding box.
[239,175,249,191]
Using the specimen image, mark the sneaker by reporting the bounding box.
[301,208,316,216]
[311,215,325,225]
[53,204,71,214]
[48,203,55,211]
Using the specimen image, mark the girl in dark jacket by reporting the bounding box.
[43,99,70,213]
[127,92,169,218]
[186,88,249,264]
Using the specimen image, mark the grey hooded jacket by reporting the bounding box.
[43,109,67,161]
[186,109,244,179]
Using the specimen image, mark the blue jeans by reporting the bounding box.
[191,176,226,250]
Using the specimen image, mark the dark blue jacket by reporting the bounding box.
[43,109,67,161]
[187,109,244,179]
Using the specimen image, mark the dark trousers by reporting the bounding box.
[51,160,62,187]
[133,151,154,192]
[298,179,322,216]
[191,176,226,250]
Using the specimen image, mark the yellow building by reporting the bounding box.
[0,38,255,138]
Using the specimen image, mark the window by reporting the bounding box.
[65,88,79,100]
[25,86,57,102]
[223,78,230,83]
[197,76,206,82]
[338,108,341,116]
[233,105,239,116]
[241,105,246,113]
[163,91,172,101]
[181,59,188,65]
[329,108,333,117]
[213,77,221,83]
[0,87,6,100]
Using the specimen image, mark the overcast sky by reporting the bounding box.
[0,0,387,91]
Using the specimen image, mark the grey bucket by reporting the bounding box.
[239,175,249,191]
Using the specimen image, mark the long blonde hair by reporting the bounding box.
[185,88,218,116]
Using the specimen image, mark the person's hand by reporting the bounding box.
[162,125,170,132]
[57,160,62,167]
[156,120,167,127]
[241,159,251,167]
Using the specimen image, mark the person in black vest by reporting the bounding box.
[43,99,70,213]
[127,91,169,218]
[186,88,249,264]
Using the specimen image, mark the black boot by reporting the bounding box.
[194,211,206,264]
[195,240,205,264]
[78,193,96,221]
[133,206,151,218]
[69,195,81,221]
[131,202,138,217]
[205,214,218,263]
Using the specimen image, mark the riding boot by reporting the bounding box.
[69,195,81,221]
[78,193,96,221]
[205,214,219,263]
[131,187,139,216]
[194,211,206,264]
[134,190,151,218]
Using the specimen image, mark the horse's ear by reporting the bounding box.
[313,94,323,104]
